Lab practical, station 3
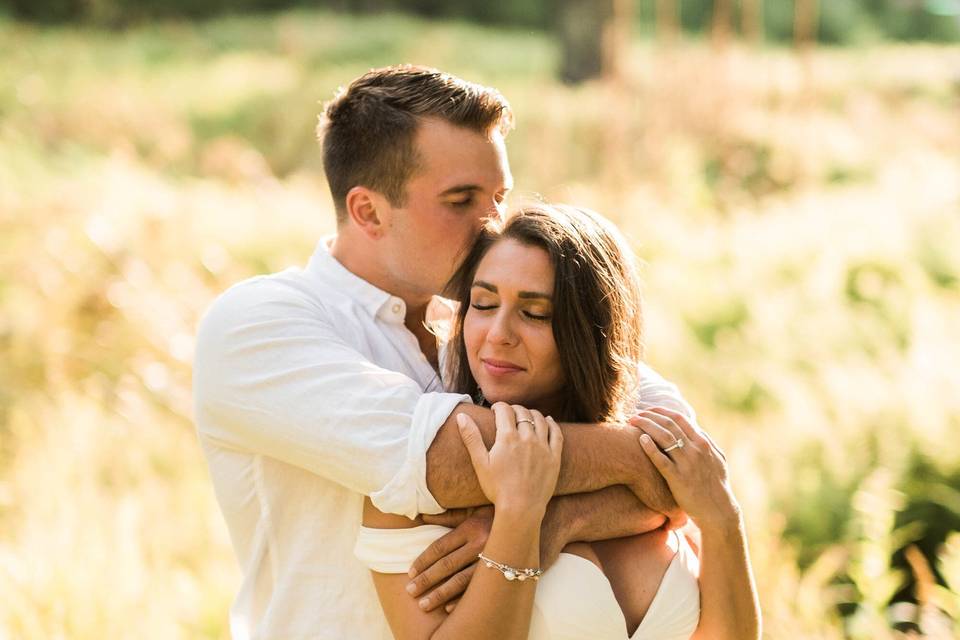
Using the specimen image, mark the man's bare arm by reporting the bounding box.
[425,403,677,517]
[538,485,667,569]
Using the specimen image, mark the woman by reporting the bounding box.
[355,204,760,639]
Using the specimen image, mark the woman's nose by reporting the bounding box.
[486,310,517,345]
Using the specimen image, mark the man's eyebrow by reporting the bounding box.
[440,185,481,196]
[472,281,552,300]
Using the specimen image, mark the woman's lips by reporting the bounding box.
[481,358,525,377]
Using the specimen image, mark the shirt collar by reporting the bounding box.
[305,236,407,324]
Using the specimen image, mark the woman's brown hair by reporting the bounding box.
[443,203,645,423]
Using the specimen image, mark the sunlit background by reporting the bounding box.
[1,1,959,638]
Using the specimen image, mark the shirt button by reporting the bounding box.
[392,303,402,314]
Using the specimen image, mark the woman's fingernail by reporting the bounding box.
[640,434,651,443]
[419,597,430,609]
[408,566,418,578]
[405,582,416,594]
[456,413,467,428]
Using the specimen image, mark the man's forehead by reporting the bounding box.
[411,130,513,194]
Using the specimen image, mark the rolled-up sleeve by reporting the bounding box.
[193,279,469,519]
[369,391,470,517]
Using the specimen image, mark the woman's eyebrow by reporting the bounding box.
[518,291,552,300]
[472,281,552,300]
[472,280,497,292]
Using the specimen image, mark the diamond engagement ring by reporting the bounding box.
[663,438,685,453]
[516,419,535,427]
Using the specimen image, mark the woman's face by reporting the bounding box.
[463,238,566,414]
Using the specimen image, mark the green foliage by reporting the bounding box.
[2,0,959,42]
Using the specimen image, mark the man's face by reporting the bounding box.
[381,118,512,302]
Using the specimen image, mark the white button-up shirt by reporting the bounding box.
[193,238,694,640]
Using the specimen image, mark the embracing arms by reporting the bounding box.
[405,484,667,611]
[408,368,697,609]
[426,402,679,517]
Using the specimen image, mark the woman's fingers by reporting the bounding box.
[639,433,674,476]
[456,413,489,470]
[636,410,685,445]
[491,402,517,437]
[547,416,563,456]
[630,415,677,450]
[512,404,535,439]
[647,407,705,446]
[530,409,549,443]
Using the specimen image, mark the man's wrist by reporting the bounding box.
[613,423,644,486]
[543,495,578,544]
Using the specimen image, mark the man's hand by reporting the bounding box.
[406,506,494,612]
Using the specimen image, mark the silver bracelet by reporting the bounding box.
[477,552,543,582]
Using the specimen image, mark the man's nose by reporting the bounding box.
[491,197,507,221]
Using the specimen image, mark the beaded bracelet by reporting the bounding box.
[477,552,543,582]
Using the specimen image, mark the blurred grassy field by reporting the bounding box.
[2,9,960,639]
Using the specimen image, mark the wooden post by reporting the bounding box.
[742,0,763,46]
[794,0,819,50]
[711,0,733,50]
[655,0,679,45]
[603,0,632,81]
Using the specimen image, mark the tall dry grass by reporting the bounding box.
[1,10,959,638]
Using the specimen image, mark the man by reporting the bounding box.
[194,65,695,639]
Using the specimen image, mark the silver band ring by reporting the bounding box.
[662,438,685,453]
[516,419,535,427]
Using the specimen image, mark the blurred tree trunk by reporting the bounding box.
[742,0,763,46]
[655,0,679,45]
[557,0,632,83]
[794,0,819,50]
[711,0,733,50]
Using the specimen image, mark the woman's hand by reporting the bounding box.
[457,402,563,516]
[632,407,741,531]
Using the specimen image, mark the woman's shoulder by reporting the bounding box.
[362,497,425,528]
[356,499,451,574]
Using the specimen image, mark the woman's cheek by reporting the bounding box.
[462,316,484,364]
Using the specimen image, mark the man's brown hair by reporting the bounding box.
[444,203,645,423]
[317,65,514,224]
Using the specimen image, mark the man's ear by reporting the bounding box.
[344,186,388,240]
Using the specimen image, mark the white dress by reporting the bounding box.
[355,524,700,639]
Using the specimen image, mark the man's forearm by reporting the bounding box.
[425,403,674,513]
[538,486,667,568]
